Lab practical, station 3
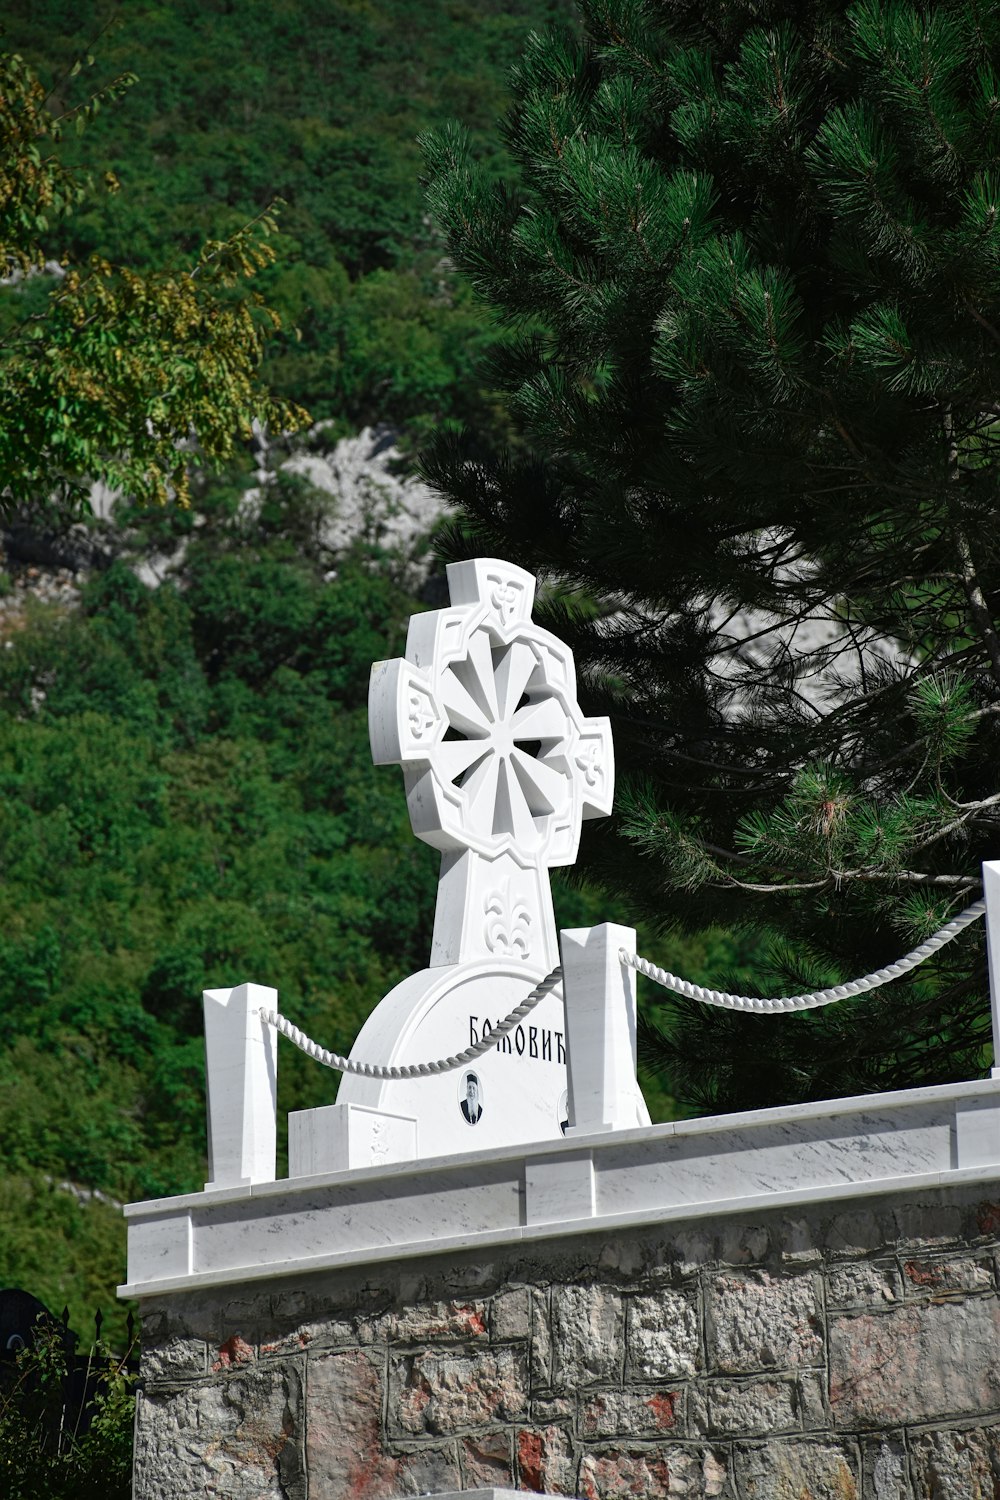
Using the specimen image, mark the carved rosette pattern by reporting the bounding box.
[369,558,614,868]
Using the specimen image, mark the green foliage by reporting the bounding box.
[424,0,1000,1110]
[0,551,428,1150]
[0,488,423,1314]
[2,0,579,439]
[0,469,736,1321]
[0,1177,127,1340]
[0,45,307,518]
[0,1317,135,1500]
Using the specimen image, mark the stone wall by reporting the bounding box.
[133,1181,1000,1500]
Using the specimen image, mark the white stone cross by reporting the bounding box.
[368,556,614,970]
[315,558,647,1167]
[204,558,649,1187]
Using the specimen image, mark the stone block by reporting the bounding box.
[531,1289,553,1386]
[735,1439,859,1500]
[305,1352,465,1500]
[222,1293,283,1340]
[306,1348,392,1500]
[438,1257,499,1294]
[706,1377,798,1438]
[775,1217,823,1267]
[597,1238,645,1275]
[670,1228,718,1278]
[579,1389,679,1438]
[212,1333,257,1372]
[798,1370,828,1430]
[827,1262,902,1309]
[390,1346,529,1435]
[532,1396,575,1423]
[824,1209,888,1260]
[140,1334,208,1384]
[550,1284,625,1389]
[578,1446,728,1499]
[139,1300,219,1349]
[717,1222,769,1266]
[265,1286,324,1325]
[707,1270,822,1373]
[383,1448,463,1497]
[133,1363,305,1500]
[976,1199,1000,1238]
[491,1287,531,1342]
[829,1299,1000,1427]
[900,1255,994,1297]
[259,1316,365,1359]
[891,1197,965,1250]
[386,1300,489,1343]
[686,1385,710,1438]
[516,1424,576,1493]
[578,1451,670,1500]
[627,1290,699,1380]
[908,1423,1000,1498]
[860,1436,909,1500]
[199,1299,268,1369]
[460,1430,514,1488]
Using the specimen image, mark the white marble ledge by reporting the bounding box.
[423,1492,559,1500]
[120,1076,1000,1300]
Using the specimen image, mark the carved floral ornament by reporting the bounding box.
[369,558,614,868]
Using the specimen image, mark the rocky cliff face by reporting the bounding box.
[0,422,447,605]
[276,424,446,570]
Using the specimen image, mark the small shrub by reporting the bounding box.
[0,1317,136,1500]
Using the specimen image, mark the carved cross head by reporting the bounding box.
[369,559,614,870]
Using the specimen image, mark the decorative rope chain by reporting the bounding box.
[620,898,986,1014]
[260,967,563,1079]
[261,899,987,1074]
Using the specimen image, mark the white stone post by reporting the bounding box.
[983,862,1000,1081]
[203,984,278,1190]
[560,923,649,1134]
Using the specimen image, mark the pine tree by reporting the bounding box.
[421,0,1000,1112]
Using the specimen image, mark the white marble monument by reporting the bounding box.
[204,557,652,1190]
[122,563,1000,1300]
[309,557,648,1167]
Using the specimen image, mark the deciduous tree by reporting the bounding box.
[0,45,306,519]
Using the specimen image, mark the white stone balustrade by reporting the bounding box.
[123,1074,1000,1297]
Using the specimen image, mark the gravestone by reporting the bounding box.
[293,558,647,1169]
[203,556,650,1188]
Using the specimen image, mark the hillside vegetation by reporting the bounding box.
[5,0,577,442]
[0,3,760,1339]
[0,483,758,1340]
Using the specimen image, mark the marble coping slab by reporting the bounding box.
[413,1493,556,1500]
[119,1076,1000,1299]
